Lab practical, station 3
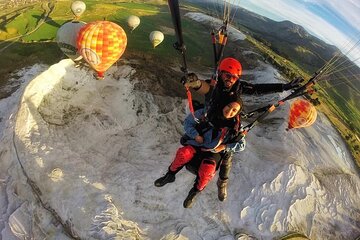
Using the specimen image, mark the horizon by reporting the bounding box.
[237,0,360,67]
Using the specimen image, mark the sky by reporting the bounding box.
[239,0,360,64]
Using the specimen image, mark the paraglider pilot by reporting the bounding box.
[182,57,303,202]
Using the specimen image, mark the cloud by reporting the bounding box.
[304,0,360,34]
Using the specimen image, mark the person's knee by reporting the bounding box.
[170,146,196,172]
[196,159,216,190]
[178,145,196,158]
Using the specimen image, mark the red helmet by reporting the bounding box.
[219,57,242,77]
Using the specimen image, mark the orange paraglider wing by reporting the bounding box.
[287,99,317,130]
[77,21,127,79]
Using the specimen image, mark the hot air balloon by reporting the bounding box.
[71,1,86,19]
[149,31,164,48]
[287,99,317,130]
[77,21,127,79]
[127,15,140,32]
[56,21,86,61]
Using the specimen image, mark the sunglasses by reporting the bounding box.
[222,72,238,81]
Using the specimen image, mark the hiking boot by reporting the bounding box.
[183,187,200,208]
[217,178,228,201]
[154,172,175,187]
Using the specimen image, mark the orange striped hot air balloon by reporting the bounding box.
[77,21,127,79]
[287,99,317,130]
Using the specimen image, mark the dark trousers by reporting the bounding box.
[218,151,233,180]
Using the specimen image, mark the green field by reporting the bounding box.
[0,0,216,98]
[6,10,41,36]
[0,1,214,70]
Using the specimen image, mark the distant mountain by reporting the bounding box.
[233,9,340,74]
[187,1,339,73]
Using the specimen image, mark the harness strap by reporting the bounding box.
[186,87,199,123]
[217,128,228,147]
[235,115,241,132]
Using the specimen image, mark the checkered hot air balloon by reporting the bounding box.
[77,21,127,79]
[287,99,317,130]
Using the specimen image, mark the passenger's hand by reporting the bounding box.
[195,135,204,144]
[212,144,226,153]
[284,77,304,90]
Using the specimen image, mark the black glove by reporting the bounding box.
[284,77,304,90]
[181,73,201,89]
